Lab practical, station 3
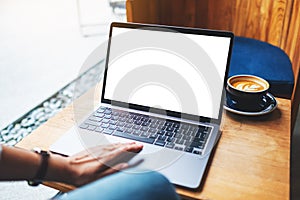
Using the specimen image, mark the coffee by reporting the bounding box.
[226,75,270,112]
[232,80,265,92]
[229,75,268,93]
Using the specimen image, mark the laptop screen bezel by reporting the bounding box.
[101,22,234,125]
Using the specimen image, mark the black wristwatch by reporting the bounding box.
[27,147,50,186]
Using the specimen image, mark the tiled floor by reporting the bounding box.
[0,0,124,131]
[0,0,124,199]
[291,106,300,200]
[0,181,58,200]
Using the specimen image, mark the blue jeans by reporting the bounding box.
[59,171,180,200]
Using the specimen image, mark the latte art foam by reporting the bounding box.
[232,81,265,92]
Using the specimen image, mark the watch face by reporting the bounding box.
[27,180,42,187]
[32,147,42,153]
[40,150,50,157]
[32,148,50,156]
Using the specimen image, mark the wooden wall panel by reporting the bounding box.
[126,0,159,24]
[164,0,187,26]
[281,0,293,50]
[206,0,234,31]
[269,0,290,46]
[126,0,300,127]
[285,0,300,79]
[127,0,292,47]
[206,0,289,47]
[285,0,300,129]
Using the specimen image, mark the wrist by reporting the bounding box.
[44,153,75,185]
[27,148,50,186]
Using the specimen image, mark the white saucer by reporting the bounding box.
[223,93,277,116]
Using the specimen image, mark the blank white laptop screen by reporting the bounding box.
[104,27,231,119]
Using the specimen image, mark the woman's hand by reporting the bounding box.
[47,142,143,186]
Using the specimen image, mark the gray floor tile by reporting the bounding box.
[0,181,58,200]
[291,106,300,200]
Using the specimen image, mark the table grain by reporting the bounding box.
[16,83,290,200]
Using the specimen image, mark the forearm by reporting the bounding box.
[0,145,72,183]
[0,145,41,181]
[0,142,143,186]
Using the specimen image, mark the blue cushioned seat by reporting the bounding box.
[229,36,294,98]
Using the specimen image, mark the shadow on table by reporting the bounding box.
[224,107,282,122]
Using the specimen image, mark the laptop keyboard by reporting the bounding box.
[79,106,212,155]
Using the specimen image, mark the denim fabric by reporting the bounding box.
[229,36,294,98]
[59,171,180,200]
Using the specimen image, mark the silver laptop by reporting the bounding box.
[50,22,234,189]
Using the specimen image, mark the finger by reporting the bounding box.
[88,142,139,156]
[70,142,140,163]
[91,142,143,161]
[105,143,143,162]
[70,143,124,160]
[98,143,143,170]
[101,142,138,152]
[91,143,142,173]
[72,143,143,172]
[116,143,143,155]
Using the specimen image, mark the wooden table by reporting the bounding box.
[16,83,290,200]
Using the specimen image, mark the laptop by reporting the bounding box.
[50,22,234,189]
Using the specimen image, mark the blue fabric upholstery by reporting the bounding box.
[229,36,294,98]
[59,171,179,200]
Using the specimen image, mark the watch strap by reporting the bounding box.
[28,148,50,186]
